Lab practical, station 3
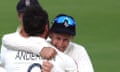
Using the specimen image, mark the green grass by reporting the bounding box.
[0,0,120,72]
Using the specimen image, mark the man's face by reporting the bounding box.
[50,32,73,52]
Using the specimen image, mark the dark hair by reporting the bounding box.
[16,0,41,13]
[23,5,49,36]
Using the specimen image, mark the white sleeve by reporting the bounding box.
[75,47,94,72]
[50,54,78,72]
[0,44,7,69]
[2,35,44,55]
[0,55,4,67]
[58,52,78,72]
[0,52,6,72]
[64,55,78,72]
[0,67,6,72]
[0,54,3,67]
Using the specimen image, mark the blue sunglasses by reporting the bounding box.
[54,16,76,26]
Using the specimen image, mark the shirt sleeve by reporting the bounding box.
[0,53,6,72]
[0,67,6,72]
[0,44,7,67]
[2,34,44,55]
[57,52,78,72]
[74,46,94,72]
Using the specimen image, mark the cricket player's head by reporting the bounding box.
[50,14,76,52]
[16,0,41,22]
[23,5,49,38]
[16,0,40,13]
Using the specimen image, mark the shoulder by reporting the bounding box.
[2,32,18,39]
[69,42,87,51]
[57,51,77,65]
[1,32,22,44]
[64,42,89,57]
[71,42,85,48]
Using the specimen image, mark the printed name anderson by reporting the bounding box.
[15,50,42,61]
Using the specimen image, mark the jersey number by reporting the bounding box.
[27,63,42,72]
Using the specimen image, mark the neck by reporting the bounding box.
[19,26,48,39]
[19,27,29,38]
[35,34,47,39]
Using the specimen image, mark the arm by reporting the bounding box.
[54,52,78,72]
[42,51,78,72]
[0,67,6,72]
[2,34,57,59]
[74,46,94,72]
[0,44,7,72]
[0,44,6,67]
[63,54,78,72]
[2,34,42,55]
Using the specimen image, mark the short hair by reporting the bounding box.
[23,5,49,36]
[16,0,41,13]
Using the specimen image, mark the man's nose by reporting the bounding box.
[57,40,64,48]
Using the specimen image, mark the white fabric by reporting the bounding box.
[47,37,94,72]
[64,42,94,72]
[2,32,43,55]
[0,32,77,72]
[0,67,6,72]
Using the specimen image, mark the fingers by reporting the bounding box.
[41,60,53,72]
[40,47,57,59]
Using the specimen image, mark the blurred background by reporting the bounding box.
[0,0,120,72]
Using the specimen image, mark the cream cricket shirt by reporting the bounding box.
[1,32,77,72]
[64,42,94,72]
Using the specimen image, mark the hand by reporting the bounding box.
[40,47,57,60]
[41,60,53,72]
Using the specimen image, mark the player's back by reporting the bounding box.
[0,32,42,72]
[1,43,42,72]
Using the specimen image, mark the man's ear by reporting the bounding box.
[44,24,49,38]
[18,13,23,22]
[43,24,49,39]
[45,24,49,33]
